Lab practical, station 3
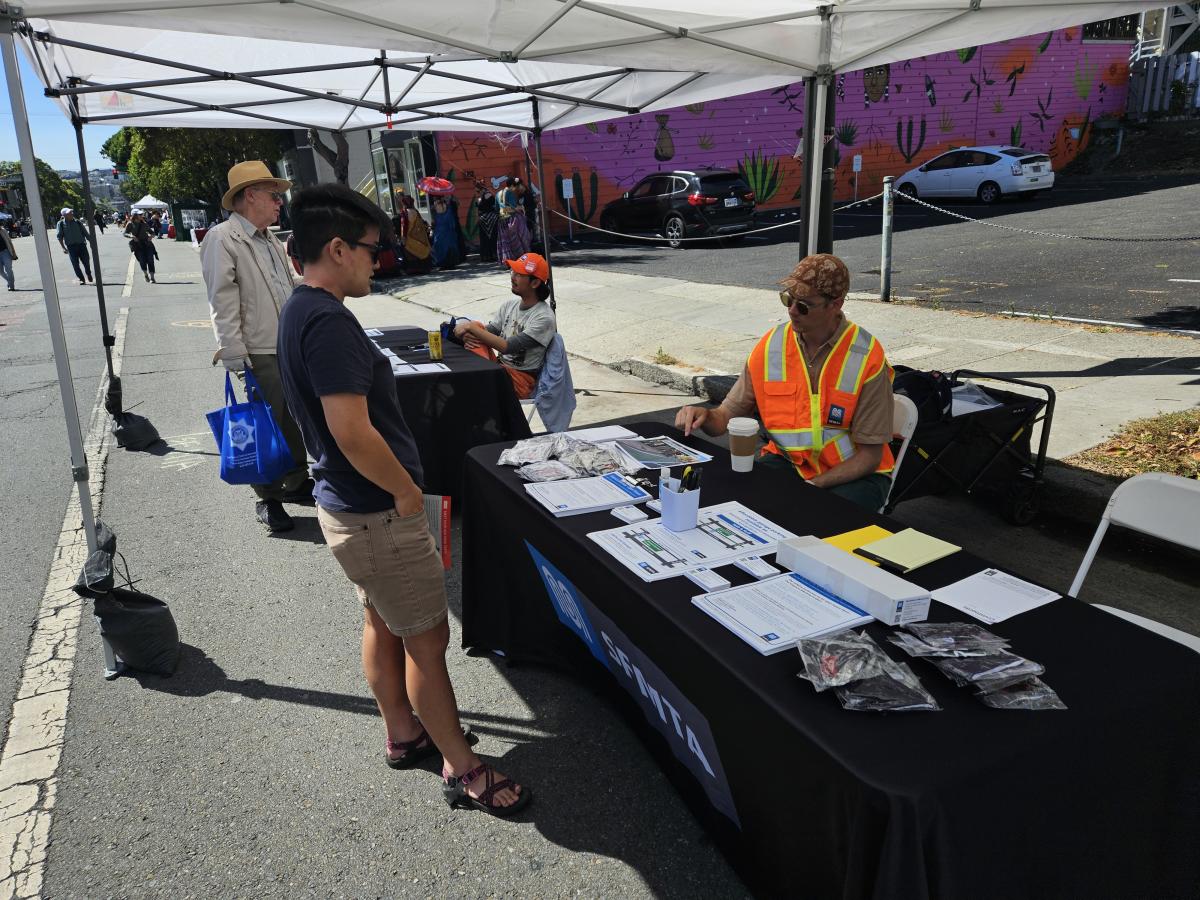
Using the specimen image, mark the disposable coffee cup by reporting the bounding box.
[727,417,759,473]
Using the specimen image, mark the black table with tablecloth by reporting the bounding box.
[460,422,1200,899]
[376,325,531,497]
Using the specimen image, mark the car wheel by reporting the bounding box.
[599,211,618,235]
[977,181,1002,204]
[898,183,918,199]
[664,214,686,249]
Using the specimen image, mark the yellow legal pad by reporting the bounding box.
[822,525,894,566]
[855,528,961,573]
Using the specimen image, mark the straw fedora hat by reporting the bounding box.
[221,160,292,211]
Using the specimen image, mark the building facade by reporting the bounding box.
[430,25,1134,238]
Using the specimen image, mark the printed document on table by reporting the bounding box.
[588,501,797,582]
[932,568,1060,624]
[603,436,714,470]
[567,425,638,443]
[525,472,650,517]
[692,573,873,655]
[409,362,451,373]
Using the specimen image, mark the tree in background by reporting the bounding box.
[101,127,288,210]
[0,158,85,224]
[308,129,350,184]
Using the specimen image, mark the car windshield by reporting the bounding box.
[698,174,746,191]
[1000,148,1028,157]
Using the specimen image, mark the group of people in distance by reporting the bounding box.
[196,153,891,824]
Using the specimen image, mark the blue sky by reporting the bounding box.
[1,52,118,172]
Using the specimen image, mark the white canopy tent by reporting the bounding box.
[1,0,1164,677]
[130,194,167,209]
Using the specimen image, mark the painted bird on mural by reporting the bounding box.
[925,75,937,107]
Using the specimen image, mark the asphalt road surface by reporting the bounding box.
[551,174,1200,331]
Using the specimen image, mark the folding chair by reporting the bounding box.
[1068,472,1200,654]
[880,393,919,514]
[520,334,576,432]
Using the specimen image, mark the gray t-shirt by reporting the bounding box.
[487,298,556,372]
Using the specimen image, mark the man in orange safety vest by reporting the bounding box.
[675,254,895,511]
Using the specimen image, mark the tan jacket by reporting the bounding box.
[200,214,296,362]
[0,228,16,260]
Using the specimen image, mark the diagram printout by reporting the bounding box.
[587,501,798,582]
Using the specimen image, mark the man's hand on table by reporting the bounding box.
[676,405,730,437]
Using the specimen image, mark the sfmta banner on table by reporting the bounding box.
[526,540,740,827]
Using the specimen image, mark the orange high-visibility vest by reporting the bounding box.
[747,321,894,480]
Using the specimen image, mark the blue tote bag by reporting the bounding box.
[205,370,293,485]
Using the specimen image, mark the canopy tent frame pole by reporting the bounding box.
[69,102,116,385]
[2,17,120,678]
[805,6,834,255]
[531,98,556,311]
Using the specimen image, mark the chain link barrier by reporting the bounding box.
[545,192,885,244]
[895,191,1200,243]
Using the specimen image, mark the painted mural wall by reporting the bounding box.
[436,28,1132,237]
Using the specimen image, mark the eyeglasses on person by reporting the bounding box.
[779,290,833,314]
[348,240,386,263]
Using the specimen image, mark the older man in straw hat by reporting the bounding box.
[201,160,313,532]
[676,253,895,511]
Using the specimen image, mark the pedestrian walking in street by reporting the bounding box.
[430,196,461,269]
[124,210,157,282]
[0,222,17,291]
[93,209,107,234]
[495,175,531,264]
[397,194,433,275]
[55,208,93,285]
[200,160,313,533]
[277,183,530,817]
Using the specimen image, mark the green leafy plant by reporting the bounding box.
[938,109,954,133]
[1010,118,1023,148]
[895,116,928,164]
[957,46,978,64]
[555,168,600,222]
[652,347,681,366]
[737,149,782,204]
[1038,31,1054,53]
[584,122,599,134]
[835,120,858,147]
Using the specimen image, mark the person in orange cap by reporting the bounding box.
[453,251,556,398]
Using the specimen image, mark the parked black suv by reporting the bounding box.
[598,169,756,248]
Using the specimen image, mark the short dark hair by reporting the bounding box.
[289,183,393,265]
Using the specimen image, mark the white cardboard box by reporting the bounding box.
[775,536,931,626]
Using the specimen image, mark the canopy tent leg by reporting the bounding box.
[805,75,830,257]
[71,113,117,382]
[531,99,555,311]
[2,20,121,679]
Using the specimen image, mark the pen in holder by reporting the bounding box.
[659,477,700,532]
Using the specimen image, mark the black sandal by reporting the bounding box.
[442,763,531,818]
[385,723,477,770]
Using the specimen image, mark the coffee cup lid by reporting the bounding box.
[727,417,759,435]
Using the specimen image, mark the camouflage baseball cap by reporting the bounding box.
[779,253,850,301]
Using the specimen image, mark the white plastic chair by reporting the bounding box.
[1068,472,1200,654]
[880,393,920,513]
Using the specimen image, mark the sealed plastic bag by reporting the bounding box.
[902,622,1010,653]
[977,677,1066,710]
[797,630,891,691]
[932,651,1045,693]
[835,662,941,712]
[516,460,580,482]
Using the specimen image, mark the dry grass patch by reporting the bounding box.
[1065,409,1200,480]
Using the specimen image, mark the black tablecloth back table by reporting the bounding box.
[460,423,1200,899]
[378,326,531,497]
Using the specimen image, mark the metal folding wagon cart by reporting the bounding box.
[885,370,1056,524]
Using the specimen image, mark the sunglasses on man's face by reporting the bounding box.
[348,240,386,263]
[779,290,832,314]
[251,188,285,203]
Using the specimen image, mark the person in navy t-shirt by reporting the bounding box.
[276,184,529,817]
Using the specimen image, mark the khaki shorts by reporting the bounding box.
[316,506,448,637]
